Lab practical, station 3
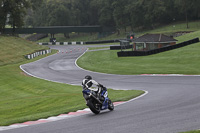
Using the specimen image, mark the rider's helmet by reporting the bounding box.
[85,75,92,80]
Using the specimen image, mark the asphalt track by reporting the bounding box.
[2,45,200,133]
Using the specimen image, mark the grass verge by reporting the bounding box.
[77,30,200,75]
[180,131,200,133]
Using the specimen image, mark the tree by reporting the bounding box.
[0,0,30,33]
[127,0,147,29]
[191,0,200,19]
[22,0,200,33]
[29,0,72,27]
[89,0,101,25]
[175,0,193,28]
[144,0,166,28]
[46,1,71,26]
[0,0,7,32]
[73,0,91,25]
[112,0,130,33]
[158,0,181,25]
[98,0,115,27]
[29,0,42,10]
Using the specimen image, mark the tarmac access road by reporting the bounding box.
[2,45,200,133]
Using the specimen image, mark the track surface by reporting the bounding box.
[2,45,200,133]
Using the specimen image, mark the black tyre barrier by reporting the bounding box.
[110,46,121,50]
[117,38,199,57]
[110,45,132,50]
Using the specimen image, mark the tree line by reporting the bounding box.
[1,0,200,34]
[0,0,30,33]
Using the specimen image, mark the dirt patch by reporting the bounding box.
[20,71,32,77]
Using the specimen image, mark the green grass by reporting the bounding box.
[0,35,144,126]
[88,46,110,50]
[142,20,200,35]
[77,30,200,75]
[180,131,200,133]
[0,35,48,66]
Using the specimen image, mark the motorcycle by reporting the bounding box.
[82,86,114,114]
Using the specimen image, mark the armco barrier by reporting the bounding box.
[25,49,51,59]
[117,38,199,57]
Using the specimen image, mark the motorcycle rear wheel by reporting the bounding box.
[87,99,100,114]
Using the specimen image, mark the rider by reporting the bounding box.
[82,75,107,101]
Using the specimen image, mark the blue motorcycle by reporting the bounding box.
[82,86,114,114]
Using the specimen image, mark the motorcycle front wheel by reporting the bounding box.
[87,99,100,114]
[108,100,114,111]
